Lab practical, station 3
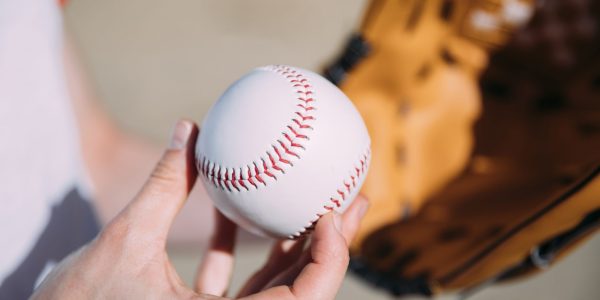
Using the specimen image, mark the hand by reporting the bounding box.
[31,119,369,300]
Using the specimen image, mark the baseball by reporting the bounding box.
[195,65,371,239]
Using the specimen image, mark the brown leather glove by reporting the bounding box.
[325,0,600,296]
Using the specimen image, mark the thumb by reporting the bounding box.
[117,119,199,242]
[291,213,349,300]
[258,213,349,300]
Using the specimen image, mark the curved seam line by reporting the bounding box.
[198,65,316,191]
[289,146,371,239]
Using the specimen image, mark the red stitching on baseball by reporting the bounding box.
[273,145,292,166]
[298,97,314,104]
[255,174,265,185]
[267,152,284,173]
[331,198,341,208]
[197,65,370,239]
[262,159,277,179]
[278,140,300,159]
[337,189,345,200]
[292,118,313,129]
[289,147,371,239]
[231,178,240,191]
[248,177,258,189]
[283,133,305,149]
[287,125,309,140]
[297,104,315,111]
[199,65,315,192]
[253,163,267,186]
[238,179,249,191]
[295,112,315,121]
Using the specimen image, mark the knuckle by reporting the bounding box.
[96,218,130,246]
[315,244,349,265]
[337,248,350,265]
[270,286,297,300]
[97,218,161,255]
[146,152,184,193]
[151,158,178,182]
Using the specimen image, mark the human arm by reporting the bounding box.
[62,33,213,245]
[31,119,369,299]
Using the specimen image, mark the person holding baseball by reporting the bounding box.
[0,0,369,299]
[30,120,369,299]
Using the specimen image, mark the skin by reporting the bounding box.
[31,120,370,299]
[63,33,215,245]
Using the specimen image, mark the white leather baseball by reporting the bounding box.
[195,65,371,239]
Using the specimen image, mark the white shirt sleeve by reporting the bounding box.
[0,0,94,282]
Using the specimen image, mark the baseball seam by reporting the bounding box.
[198,65,315,191]
[198,65,370,239]
[289,147,371,239]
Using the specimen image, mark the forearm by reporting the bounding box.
[63,31,213,246]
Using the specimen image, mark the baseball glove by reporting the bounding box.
[325,0,600,296]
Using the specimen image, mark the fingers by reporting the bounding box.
[339,194,369,245]
[111,119,199,243]
[255,196,369,299]
[194,209,238,296]
[236,239,307,298]
[288,213,349,300]
[240,215,344,300]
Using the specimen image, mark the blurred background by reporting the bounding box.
[63,0,600,299]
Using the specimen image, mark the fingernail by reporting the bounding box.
[333,213,343,233]
[357,197,370,219]
[169,120,193,150]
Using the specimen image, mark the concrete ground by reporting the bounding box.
[65,1,600,299]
